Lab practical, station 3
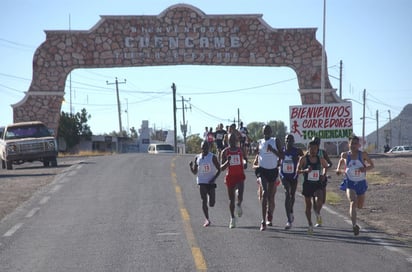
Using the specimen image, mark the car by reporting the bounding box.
[0,121,58,169]
[388,145,412,153]
[147,143,174,154]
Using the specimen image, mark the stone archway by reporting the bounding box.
[13,4,342,133]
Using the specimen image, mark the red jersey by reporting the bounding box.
[224,147,245,187]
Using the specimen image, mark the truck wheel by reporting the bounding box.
[6,160,13,170]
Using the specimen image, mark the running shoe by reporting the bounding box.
[353,224,360,236]
[285,222,292,230]
[203,219,211,227]
[260,221,266,231]
[315,214,322,227]
[308,225,314,235]
[236,204,243,217]
[229,218,236,229]
[266,221,273,226]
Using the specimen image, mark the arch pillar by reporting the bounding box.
[13,91,64,133]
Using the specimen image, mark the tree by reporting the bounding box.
[77,108,92,139]
[186,134,202,154]
[130,127,138,138]
[267,120,287,140]
[58,108,92,151]
[247,121,266,141]
[247,120,287,141]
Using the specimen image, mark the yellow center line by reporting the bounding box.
[171,156,208,271]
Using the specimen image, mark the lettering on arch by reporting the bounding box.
[14,3,340,134]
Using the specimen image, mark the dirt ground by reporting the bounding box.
[0,154,411,247]
[326,153,412,246]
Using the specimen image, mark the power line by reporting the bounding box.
[182,78,297,95]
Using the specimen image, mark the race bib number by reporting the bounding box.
[282,162,294,174]
[229,154,241,166]
[308,170,320,181]
[199,163,212,174]
[347,168,366,181]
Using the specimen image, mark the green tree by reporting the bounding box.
[78,108,92,139]
[186,134,202,154]
[267,120,287,140]
[58,108,92,150]
[247,120,287,141]
[130,127,138,138]
[247,121,266,141]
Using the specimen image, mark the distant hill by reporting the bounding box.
[366,104,412,152]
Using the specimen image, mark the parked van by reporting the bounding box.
[147,143,174,154]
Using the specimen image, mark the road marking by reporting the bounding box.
[3,223,23,237]
[171,157,207,271]
[25,207,40,218]
[157,232,180,236]
[323,204,412,263]
[50,184,62,194]
[57,177,70,184]
[39,196,50,205]
[67,170,77,177]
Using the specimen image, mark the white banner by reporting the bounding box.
[289,103,353,143]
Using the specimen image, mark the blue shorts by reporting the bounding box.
[340,179,368,195]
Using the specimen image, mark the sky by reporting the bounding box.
[1,0,411,140]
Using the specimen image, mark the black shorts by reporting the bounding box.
[255,167,278,182]
[302,181,323,197]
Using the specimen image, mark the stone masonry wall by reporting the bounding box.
[14,4,341,133]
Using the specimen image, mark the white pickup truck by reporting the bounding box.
[0,121,58,170]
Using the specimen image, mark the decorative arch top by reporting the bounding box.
[15,4,340,133]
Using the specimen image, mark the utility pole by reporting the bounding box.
[107,77,126,134]
[388,110,392,147]
[376,110,379,153]
[69,14,73,115]
[339,60,343,99]
[362,89,366,147]
[237,108,240,128]
[177,96,191,152]
[125,98,129,136]
[320,0,326,104]
[171,83,177,153]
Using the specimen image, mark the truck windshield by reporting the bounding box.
[5,125,52,140]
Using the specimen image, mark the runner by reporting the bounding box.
[255,125,283,231]
[221,133,247,228]
[189,141,221,227]
[297,140,328,234]
[239,122,251,156]
[311,136,333,227]
[336,135,374,236]
[280,134,304,229]
[214,123,227,162]
[207,127,215,151]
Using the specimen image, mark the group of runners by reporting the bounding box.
[190,123,374,236]
[203,122,251,159]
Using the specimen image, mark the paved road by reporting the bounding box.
[0,153,411,271]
